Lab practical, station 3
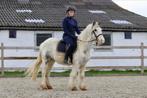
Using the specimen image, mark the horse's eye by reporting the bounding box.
[94,29,97,32]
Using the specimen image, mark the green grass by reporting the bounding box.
[85,70,145,76]
[0,71,25,77]
[0,70,147,77]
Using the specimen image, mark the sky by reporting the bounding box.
[112,0,147,17]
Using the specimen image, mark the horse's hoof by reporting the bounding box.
[71,87,78,91]
[47,85,53,89]
[80,87,87,91]
[40,84,53,90]
[80,86,87,91]
[40,85,48,90]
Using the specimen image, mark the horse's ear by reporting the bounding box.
[92,21,97,27]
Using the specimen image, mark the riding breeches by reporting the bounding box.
[63,36,77,61]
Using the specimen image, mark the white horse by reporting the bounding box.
[26,21,105,91]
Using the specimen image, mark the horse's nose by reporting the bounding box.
[98,39,105,46]
[102,38,105,44]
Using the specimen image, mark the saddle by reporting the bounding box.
[57,40,77,63]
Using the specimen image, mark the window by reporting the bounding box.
[9,30,16,38]
[25,19,45,23]
[94,33,112,50]
[16,9,32,13]
[124,32,132,39]
[110,20,132,25]
[36,33,52,46]
[17,0,30,4]
[89,10,106,14]
[101,34,111,46]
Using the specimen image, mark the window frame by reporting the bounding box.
[94,32,112,50]
[9,30,17,38]
[35,32,53,47]
[124,32,132,39]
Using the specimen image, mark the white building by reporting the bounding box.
[0,0,147,69]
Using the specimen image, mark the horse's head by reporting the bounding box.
[88,21,105,46]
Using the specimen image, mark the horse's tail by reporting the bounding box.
[25,52,42,80]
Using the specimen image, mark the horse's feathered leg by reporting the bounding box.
[41,58,54,90]
[78,66,87,91]
[25,52,42,80]
[68,65,79,91]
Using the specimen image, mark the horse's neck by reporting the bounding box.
[78,29,91,41]
[77,28,92,52]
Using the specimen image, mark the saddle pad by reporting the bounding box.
[57,40,66,53]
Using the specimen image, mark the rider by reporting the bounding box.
[62,6,81,64]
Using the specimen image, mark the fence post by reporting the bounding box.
[140,42,144,74]
[1,43,4,76]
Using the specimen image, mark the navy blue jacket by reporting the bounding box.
[62,16,80,39]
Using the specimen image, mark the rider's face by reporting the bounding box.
[67,11,75,17]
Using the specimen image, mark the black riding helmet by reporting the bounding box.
[66,6,76,13]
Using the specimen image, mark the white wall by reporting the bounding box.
[0,30,147,68]
[87,32,147,67]
[0,30,60,67]
[0,30,34,46]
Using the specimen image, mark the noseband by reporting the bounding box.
[92,30,103,41]
[92,30,103,45]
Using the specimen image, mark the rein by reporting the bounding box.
[78,31,103,43]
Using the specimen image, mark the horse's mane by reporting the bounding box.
[78,24,92,40]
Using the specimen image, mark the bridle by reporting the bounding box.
[78,29,103,44]
[92,30,103,45]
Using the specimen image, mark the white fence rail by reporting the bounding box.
[0,42,147,75]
